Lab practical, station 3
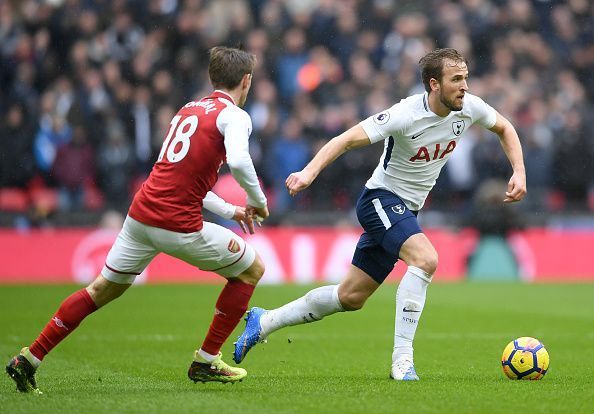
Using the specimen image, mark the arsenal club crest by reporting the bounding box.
[228,239,241,253]
[452,120,465,136]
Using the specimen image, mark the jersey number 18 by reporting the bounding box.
[157,115,198,163]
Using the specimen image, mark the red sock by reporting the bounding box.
[29,289,98,361]
[201,279,256,356]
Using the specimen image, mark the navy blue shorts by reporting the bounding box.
[351,187,422,284]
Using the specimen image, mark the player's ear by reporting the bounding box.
[242,73,252,89]
[429,77,440,92]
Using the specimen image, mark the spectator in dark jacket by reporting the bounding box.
[52,126,95,211]
[0,103,36,187]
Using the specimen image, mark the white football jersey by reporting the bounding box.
[359,92,497,211]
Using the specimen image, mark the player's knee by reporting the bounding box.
[237,255,265,285]
[338,290,367,311]
[249,255,265,280]
[86,276,107,301]
[423,252,438,275]
[416,253,438,276]
[87,275,129,308]
[407,250,438,276]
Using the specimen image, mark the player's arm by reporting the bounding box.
[488,111,527,203]
[286,124,371,196]
[222,111,269,221]
[202,191,257,234]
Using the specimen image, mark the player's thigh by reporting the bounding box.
[102,216,159,284]
[356,188,421,249]
[162,222,256,279]
[399,233,438,274]
[353,188,422,283]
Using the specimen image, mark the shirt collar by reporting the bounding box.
[212,90,235,105]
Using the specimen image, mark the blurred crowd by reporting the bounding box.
[0,0,593,227]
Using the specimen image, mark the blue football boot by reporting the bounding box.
[233,307,267,363]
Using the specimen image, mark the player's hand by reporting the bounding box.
[232,206,253,234]
[246,204,269,230]
[504,171,527,203]
[286,170,315,196]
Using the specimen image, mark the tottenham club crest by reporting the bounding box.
[392,204,406,214]
[374,111,390,125]
[452,120,465,136]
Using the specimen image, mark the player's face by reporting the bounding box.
[438,60,469,111]
[238,73,252,107]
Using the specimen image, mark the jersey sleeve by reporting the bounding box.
[359,105,407,143]
[217,106,267,208]
[203,191,236,219]
[466,94,497,129]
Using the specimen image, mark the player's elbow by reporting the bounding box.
[226,156,245,171]
[343,136,367,152]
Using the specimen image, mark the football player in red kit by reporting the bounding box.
[6,46,269,392]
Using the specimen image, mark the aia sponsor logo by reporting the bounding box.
[228,239,241,253]
[409,140,457,162]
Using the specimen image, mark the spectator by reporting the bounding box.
[0,0,593,224]
[52,126,95,211]
[276,27,309,101]
[33,110,72,177]
[0,103,36,187]
[97,121,135,213]
[266,117,310,214]
[552,111,593,209]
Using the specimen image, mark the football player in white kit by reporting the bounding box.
[233,48,526,380]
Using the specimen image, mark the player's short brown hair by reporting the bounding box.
[208,46,257,90]
[419,48,467,92]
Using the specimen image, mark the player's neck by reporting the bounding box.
[214,89,239,106]
[427,93,451,118]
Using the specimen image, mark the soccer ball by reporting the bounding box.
[501,337,549,380]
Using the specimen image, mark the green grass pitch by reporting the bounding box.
[1,282,593,413]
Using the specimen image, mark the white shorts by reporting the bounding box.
[101,216,256,284]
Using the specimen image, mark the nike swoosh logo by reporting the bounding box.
[402,308,420,313]
[411,132,424,140]
[308,312,320,321]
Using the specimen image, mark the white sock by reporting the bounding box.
[23,347,41,368]
[260,285,344,337]
[197,348,218,362]
[393,266,431,361]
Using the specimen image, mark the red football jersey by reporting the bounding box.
[129,91,246,233]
